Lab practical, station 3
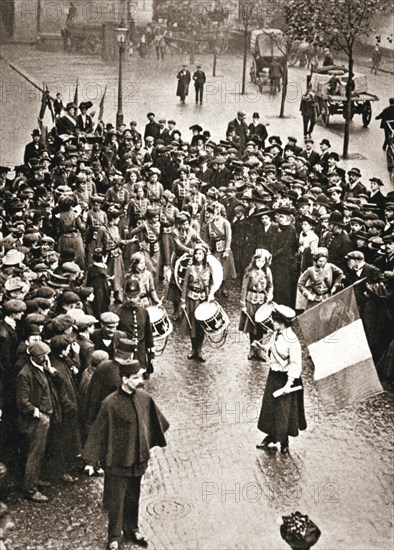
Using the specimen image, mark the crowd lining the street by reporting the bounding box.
[0,97,393,548]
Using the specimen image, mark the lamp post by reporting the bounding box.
[115,23,128,129]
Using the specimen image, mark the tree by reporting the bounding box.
[300,0,389,158]
[239,0,266,95]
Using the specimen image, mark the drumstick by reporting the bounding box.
[183,308,192,329]
[243,309,256,326]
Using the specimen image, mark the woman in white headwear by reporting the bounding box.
[256,304,307,454]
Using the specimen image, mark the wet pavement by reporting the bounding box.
[0,45,393,549]
[3,289,394,550]
[0,44,394,193]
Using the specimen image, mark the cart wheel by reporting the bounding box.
[362,101,372,127]
[320,102,330,126]
[84,34,101,55]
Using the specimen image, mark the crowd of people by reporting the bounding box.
[0,97,393,547]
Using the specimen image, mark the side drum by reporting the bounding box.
[147,305,173,340]
[194,301,229,335]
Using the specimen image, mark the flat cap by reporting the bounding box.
[3,299,27,313]
[100,312,120,325]
[28,341,51,357]
[345,250,365,261]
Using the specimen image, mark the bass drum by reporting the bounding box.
[174,252,223,292]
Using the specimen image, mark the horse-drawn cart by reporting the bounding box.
[249,29,286,93]
[310,66,379,127]
[63,23,102,55]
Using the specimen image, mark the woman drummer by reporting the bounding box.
[256,304,307,454]
[167,212,204,320]
[239,249,274,359]
[180,243,215,363]
[128,251,160,308]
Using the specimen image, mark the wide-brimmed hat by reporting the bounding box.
[2,249,25,266]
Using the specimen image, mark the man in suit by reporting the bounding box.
[344,250,382,313]
[82,358,169,550]
[76,102,94,135]
[176,65,191,103]
[193,65,206,105]
[368,177,386,218]
[326,211,353,272]
[300,138,320,167]
[16,342,63,502]
[24,130,43,166]
[157,119,170,144]
[91,312,127,360]
[375,97,394,150]
[248,113,269,150]
[343,167,367,200]
[167,119,178,142]
[227,111,249,153]
[319,139,331,172]
[143,112,160,141]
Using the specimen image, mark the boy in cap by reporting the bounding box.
[82,358,169,550]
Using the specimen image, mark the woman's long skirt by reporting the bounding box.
[257,370,307,442]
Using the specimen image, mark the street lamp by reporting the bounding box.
[115,23,128,129]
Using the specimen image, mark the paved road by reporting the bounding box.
[0,45,393,550]
[0,45,393,193]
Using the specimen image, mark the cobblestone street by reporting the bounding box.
[0,45,393,550]
[4,293,394,550]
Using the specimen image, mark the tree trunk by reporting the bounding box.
[242,27,248,95]
[279,60,288,117]
[343,52,354,158]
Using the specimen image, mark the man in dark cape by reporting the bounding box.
[82,359,169,550]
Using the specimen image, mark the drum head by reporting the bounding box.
[255,302,274,324]
[147,305,164,323]
[207,254,223,293]
[195,300,218,321]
